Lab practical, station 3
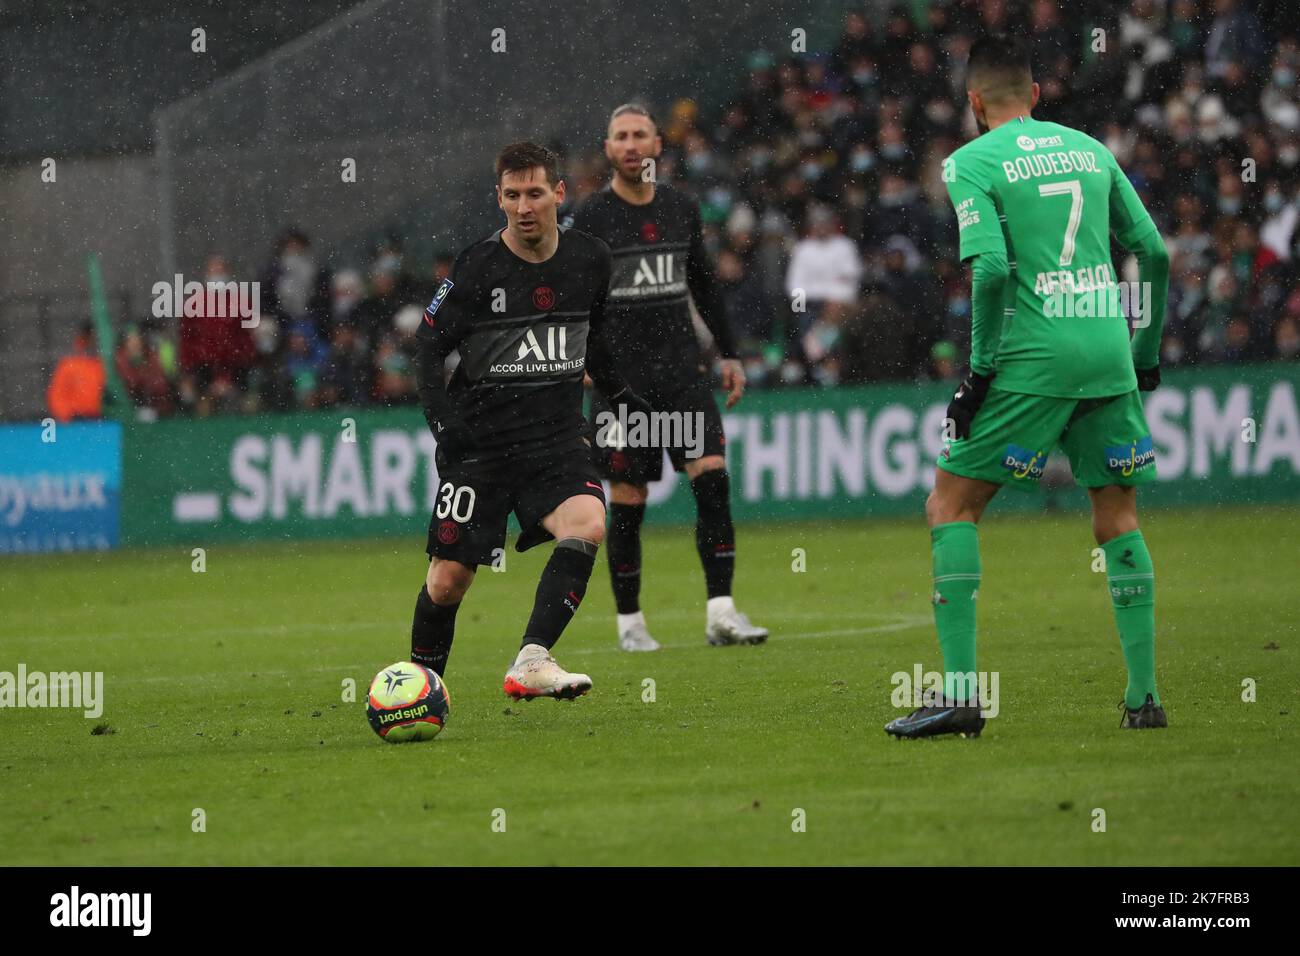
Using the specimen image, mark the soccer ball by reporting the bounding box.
[366,662,449,742]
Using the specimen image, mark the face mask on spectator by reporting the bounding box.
[1275,68,1296,88]
[853,69,876,86]
[282,251,313,272]
[851,150,875,173]
[1265,191,1285,214]
[254,317,279,355]
[880,143,907,162]
[1219,197,1242,216]
[1281,146,1300,167]
[925,100,955,123]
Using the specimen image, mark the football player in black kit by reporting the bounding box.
[567,104,769,652]
[411,141,651,700]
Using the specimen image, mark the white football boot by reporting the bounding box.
[617,611,661,652]
[705,596,769,646]
[503,643,592,700]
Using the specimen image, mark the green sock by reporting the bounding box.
[1103,529,1159,709]
[931,521,981,704]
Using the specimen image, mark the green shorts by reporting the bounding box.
[937,387,1157,490]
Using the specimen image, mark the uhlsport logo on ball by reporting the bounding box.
[366,662,449,742]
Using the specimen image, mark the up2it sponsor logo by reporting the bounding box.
[1001,443,1048,480]
[1016,133,1065,151]
[1105,435,1156,477]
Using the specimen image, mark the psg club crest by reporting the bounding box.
[437,520,460,545]
[641,221,659,242]
[533,286,555,310]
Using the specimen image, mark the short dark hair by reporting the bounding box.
[495,141,560,187]
[966,34,1033,104]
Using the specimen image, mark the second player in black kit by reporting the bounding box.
[409,141,649,701]
[567,103,769,651]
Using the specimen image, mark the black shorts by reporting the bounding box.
[426,444,606,566]
[590,377,727,486]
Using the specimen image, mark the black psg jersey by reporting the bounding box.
[566,182,735,387]
[415,226,621,463]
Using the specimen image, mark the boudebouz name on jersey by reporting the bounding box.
[415,226,627,463]
[566,182,736,388]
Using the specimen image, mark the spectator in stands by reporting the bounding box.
[156,9,1300,406]
[1276,314,1300,361]
[259,227,332,337]
[1204,0,1267,81]
[785,204,861,340]
[372,329,417,407]
[46,322,105,422]
[929,340,959,382]
[178,253,256,416]
[283,319,327,408]
[114,325,173,418]
[876,234,940,375]
[717,246,776,348]
[352,249,419,353]
[317,322,369,409]
[331,269,365,331]
[835,288,909,384]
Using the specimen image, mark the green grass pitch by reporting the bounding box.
[2,505,1297,865]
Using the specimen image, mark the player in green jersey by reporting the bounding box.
[885,34,1171,739]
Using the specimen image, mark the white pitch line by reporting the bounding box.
[566,616,932,656]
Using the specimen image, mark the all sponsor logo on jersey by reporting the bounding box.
[633,253,676,286]
[487,325,585,375]
[516,325,568,362]
[1105,435,1156,477]
[609,251,687,300]
[1001,443,1048,480]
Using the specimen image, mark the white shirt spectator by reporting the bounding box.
[785,234,862,304]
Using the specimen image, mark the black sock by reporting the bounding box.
[522,538,598,650]
[607,502,645,614]
[411,586,459,677]
[691,469,735,600]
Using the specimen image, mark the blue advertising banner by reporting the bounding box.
[0,421,122,553]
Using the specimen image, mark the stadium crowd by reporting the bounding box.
[49,0,1300,420]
